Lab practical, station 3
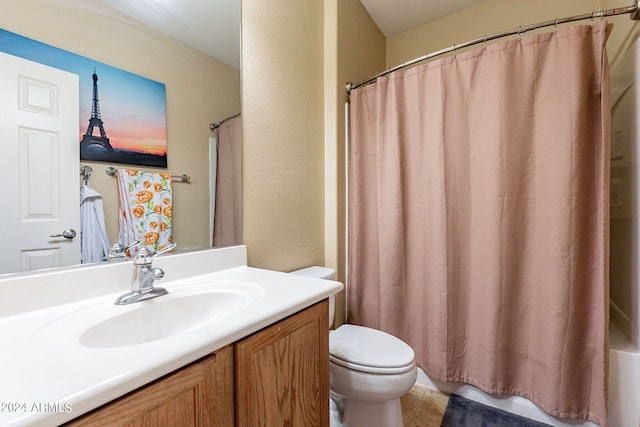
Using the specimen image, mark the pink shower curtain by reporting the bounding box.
[213,116,243,247]
[348,22,610,426]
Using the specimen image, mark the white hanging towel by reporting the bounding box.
[80,183,110,264]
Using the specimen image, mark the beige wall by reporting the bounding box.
[240,0,383,320]
[387,0,604,68]
[604,0,640,68]
[0,0,240,253]
[387,0,640,70]
[241,0,325,271]
[241,0,382,326]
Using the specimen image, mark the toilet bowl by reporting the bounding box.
[290,267,417,427]
[329,324,417,426]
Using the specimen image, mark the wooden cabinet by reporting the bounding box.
[235,300,329,427]
[65,345,234,427]
[65,300,328,427]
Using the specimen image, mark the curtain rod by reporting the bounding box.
[346,1,640,94]
[209,113,241,131]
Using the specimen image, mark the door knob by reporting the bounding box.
[50,229,77,239]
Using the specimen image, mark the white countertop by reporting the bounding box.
[0,246,342,426]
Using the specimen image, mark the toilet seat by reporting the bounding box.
[329,324,415,375]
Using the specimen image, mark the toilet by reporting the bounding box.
[290,266,417,427]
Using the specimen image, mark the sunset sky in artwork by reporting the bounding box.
[0,28,167,156]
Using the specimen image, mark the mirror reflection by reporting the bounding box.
[0,0,241,275]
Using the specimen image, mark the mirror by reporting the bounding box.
[0,0,241,275]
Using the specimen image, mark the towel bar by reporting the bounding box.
[104,166,190,183]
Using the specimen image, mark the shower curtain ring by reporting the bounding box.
[554,18,558,33]
[484,34,488,47]
[591,11,596,27]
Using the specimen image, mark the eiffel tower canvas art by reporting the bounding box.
[78,67,168,167]
[0,28,168,168]
[80,70,114,155]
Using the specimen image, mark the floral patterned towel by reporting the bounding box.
[116,169,173,255]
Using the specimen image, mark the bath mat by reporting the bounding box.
[441,395,552,427]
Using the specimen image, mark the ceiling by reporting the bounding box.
[95,0,485,69]
[360,0,486,36]
[99,0,241,70]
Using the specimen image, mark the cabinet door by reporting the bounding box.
[65,345,234,427]
[235,300,329,427]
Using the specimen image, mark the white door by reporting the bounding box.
[0,51,80,275]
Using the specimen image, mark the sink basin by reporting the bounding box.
[81,289,255,348]
[32,280,262,349]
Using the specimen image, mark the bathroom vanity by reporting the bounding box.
[66,300,328,426]
[0,246,340,426]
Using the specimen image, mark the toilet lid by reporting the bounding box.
[329,324,415,374]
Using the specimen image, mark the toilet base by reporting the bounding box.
[342,398,403,427]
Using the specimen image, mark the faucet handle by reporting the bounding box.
[152,243,177,258]
[134,243,177,265]
[126,239,142,252]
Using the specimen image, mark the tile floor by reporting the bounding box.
[400,384,450,427]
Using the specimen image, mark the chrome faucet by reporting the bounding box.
[107,239,141,260]
[115,243,177,305]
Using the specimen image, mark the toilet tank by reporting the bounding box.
[289,266,336,328]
